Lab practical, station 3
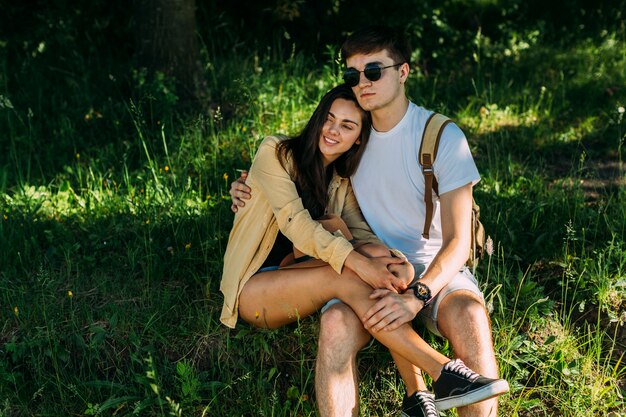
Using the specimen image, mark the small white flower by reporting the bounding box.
[618,106,625,114]
[485,236,494,257]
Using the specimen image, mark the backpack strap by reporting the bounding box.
[419,112,452,239]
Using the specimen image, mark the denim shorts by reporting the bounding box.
[257,265,280,273]
[321,264,484,338]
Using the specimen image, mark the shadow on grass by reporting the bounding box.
[0,201,329,415]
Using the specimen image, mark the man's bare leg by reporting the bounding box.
[437,290,499,417]
[316,307,426,417]
[316,303,370,417]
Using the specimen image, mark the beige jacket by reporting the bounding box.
[220,136,381,328]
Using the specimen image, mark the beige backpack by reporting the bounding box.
[418,113,486,270]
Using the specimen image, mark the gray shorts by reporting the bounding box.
[321,264,484,338]
[416,266,484,337]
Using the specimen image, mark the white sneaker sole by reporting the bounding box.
[401,411,437,417]
[435,379,510,411]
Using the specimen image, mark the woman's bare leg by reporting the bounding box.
[238,263,448,379]
[355,244,425,395]
[239,266,335,328]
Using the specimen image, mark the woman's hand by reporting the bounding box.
[388,260,415,287]
[344,251,408,292]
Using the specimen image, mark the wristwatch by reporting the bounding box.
[411,281,432,305]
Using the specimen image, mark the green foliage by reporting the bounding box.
[1,2,625,416]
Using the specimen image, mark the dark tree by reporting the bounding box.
[135,0,207,105]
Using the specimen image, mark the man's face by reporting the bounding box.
[345,50,407,113]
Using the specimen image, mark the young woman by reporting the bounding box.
[220,84,508,412]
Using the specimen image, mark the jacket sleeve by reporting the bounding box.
[341,182,384,246]
[248,137,354,273]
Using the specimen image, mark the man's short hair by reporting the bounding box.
[341,26,411,65]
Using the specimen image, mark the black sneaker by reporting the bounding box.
[401,391,438,417]
[433,359,509,411]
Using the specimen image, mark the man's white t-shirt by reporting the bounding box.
[351,102,480,266]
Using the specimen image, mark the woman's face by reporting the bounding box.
[318,98,363,167]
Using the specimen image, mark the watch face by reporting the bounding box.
[413,283,431,301]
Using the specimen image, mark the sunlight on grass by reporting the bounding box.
[1,7,625,416]
[459,102,540,134]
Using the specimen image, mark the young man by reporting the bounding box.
[230,26,504,417]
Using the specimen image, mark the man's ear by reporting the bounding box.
[400,63,410,83]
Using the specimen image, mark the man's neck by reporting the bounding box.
[371,95,410,133]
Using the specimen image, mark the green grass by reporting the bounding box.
[1,20,625,417]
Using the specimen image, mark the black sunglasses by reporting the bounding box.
[342,62,403,87]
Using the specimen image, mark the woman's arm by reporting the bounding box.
[249,137,357,274]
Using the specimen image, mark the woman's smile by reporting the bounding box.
[318,98,363,166]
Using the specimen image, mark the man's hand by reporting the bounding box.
[362,289,423,332]
[230,170,251,213]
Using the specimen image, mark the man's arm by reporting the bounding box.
[230,170,250,212]
[362,182,474,331]
[412,181,473,294]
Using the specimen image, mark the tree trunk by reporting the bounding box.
[135,0,207,105]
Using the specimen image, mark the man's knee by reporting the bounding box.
[439,289,487,319]
[318,304,370,364]
[437,291,492,338]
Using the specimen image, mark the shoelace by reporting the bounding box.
[414,392,438,415]
[445,359,479,381]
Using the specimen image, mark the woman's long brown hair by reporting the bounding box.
[276,84,371,215]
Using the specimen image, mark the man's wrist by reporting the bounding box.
[401,292,425,317]
[410,281,433,306]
